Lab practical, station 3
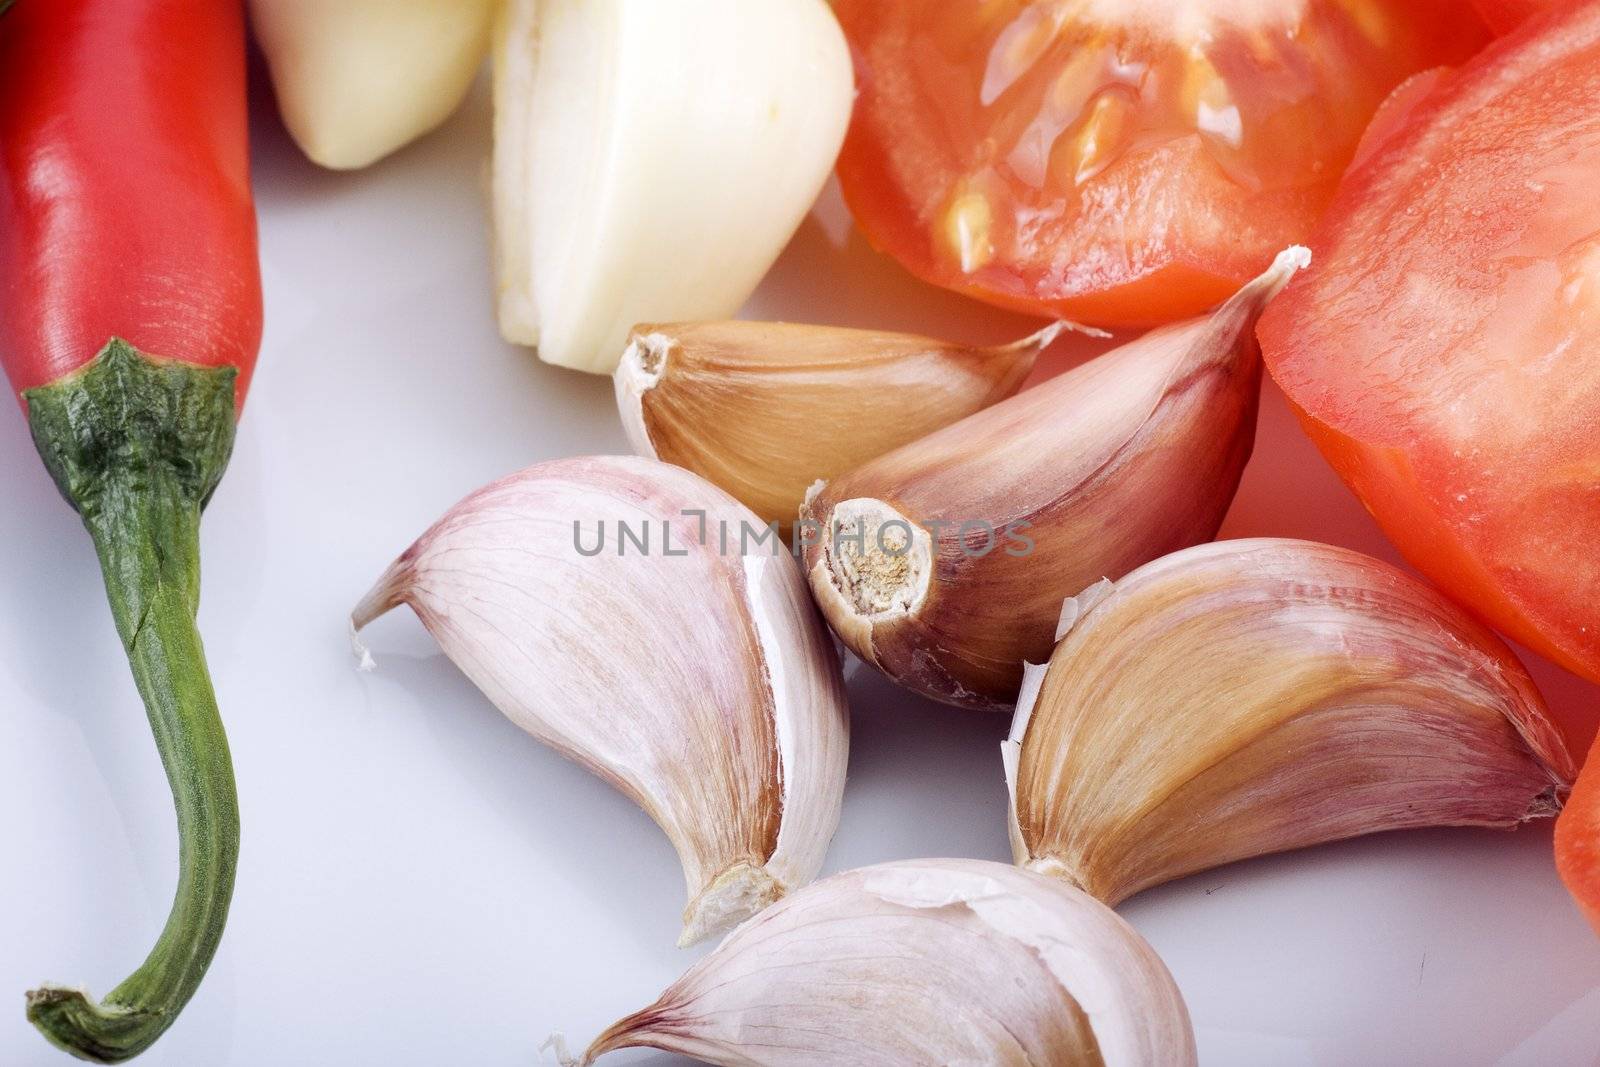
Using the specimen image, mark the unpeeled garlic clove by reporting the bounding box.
[492,0,855,374]
[351,455,849,945]
[1006,538,1578,908]
[615,319,1107,534]
[800,247,1310,712]
[570,858,1196,1067]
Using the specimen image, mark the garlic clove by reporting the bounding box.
[492,0,855,374]
[615,319,1107,535]
[250,0,494,170]
[801,247,1310,711]
[572,858,1196,1067]
[351,455,849,944]
[1008,538,1578,908]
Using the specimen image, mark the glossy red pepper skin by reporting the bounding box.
[0,0,261,405]
[0,2,261,1061]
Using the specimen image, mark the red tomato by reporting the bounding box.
[1258,3,1600,685]
[1471,0,1563,33]
[1557,734,1600,936]
[833,1,1488,326]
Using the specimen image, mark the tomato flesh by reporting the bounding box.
[834,0,1487,325]
[1470,0,1564,34]
[1258,4,1600,685]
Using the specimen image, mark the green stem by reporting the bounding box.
[22,339,240,1063]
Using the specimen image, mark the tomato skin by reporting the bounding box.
[1259,3,1600,686]
[835,1,1489,326]
[1345,68,1450,173]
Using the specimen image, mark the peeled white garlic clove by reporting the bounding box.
[249,0,494,170]
[351,455,849,944]
[800,248,1310,712]
[1006,538,1578,908]
[492,0,855,374]
[572,858,1196,1067]
[615,320,1107,535]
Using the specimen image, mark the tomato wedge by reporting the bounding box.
[1558,734,1600,936]
[1258,3,1600,686]
[833,1,1488,325]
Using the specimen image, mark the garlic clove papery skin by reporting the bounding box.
[350,455,849,945]
[575,859,1196,1067]
[249,0,494,170]
[800,247,1310,712]
[1007,538,1578,908]
[615,320,1106,535]
[492,0,855,374]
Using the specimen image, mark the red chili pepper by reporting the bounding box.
[0,1,261,1061]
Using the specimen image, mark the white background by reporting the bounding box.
[2,80,1599,1067]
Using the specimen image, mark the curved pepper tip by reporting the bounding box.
[26,985,165,1064]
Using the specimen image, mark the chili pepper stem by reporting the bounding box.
[22,339,240,1063]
